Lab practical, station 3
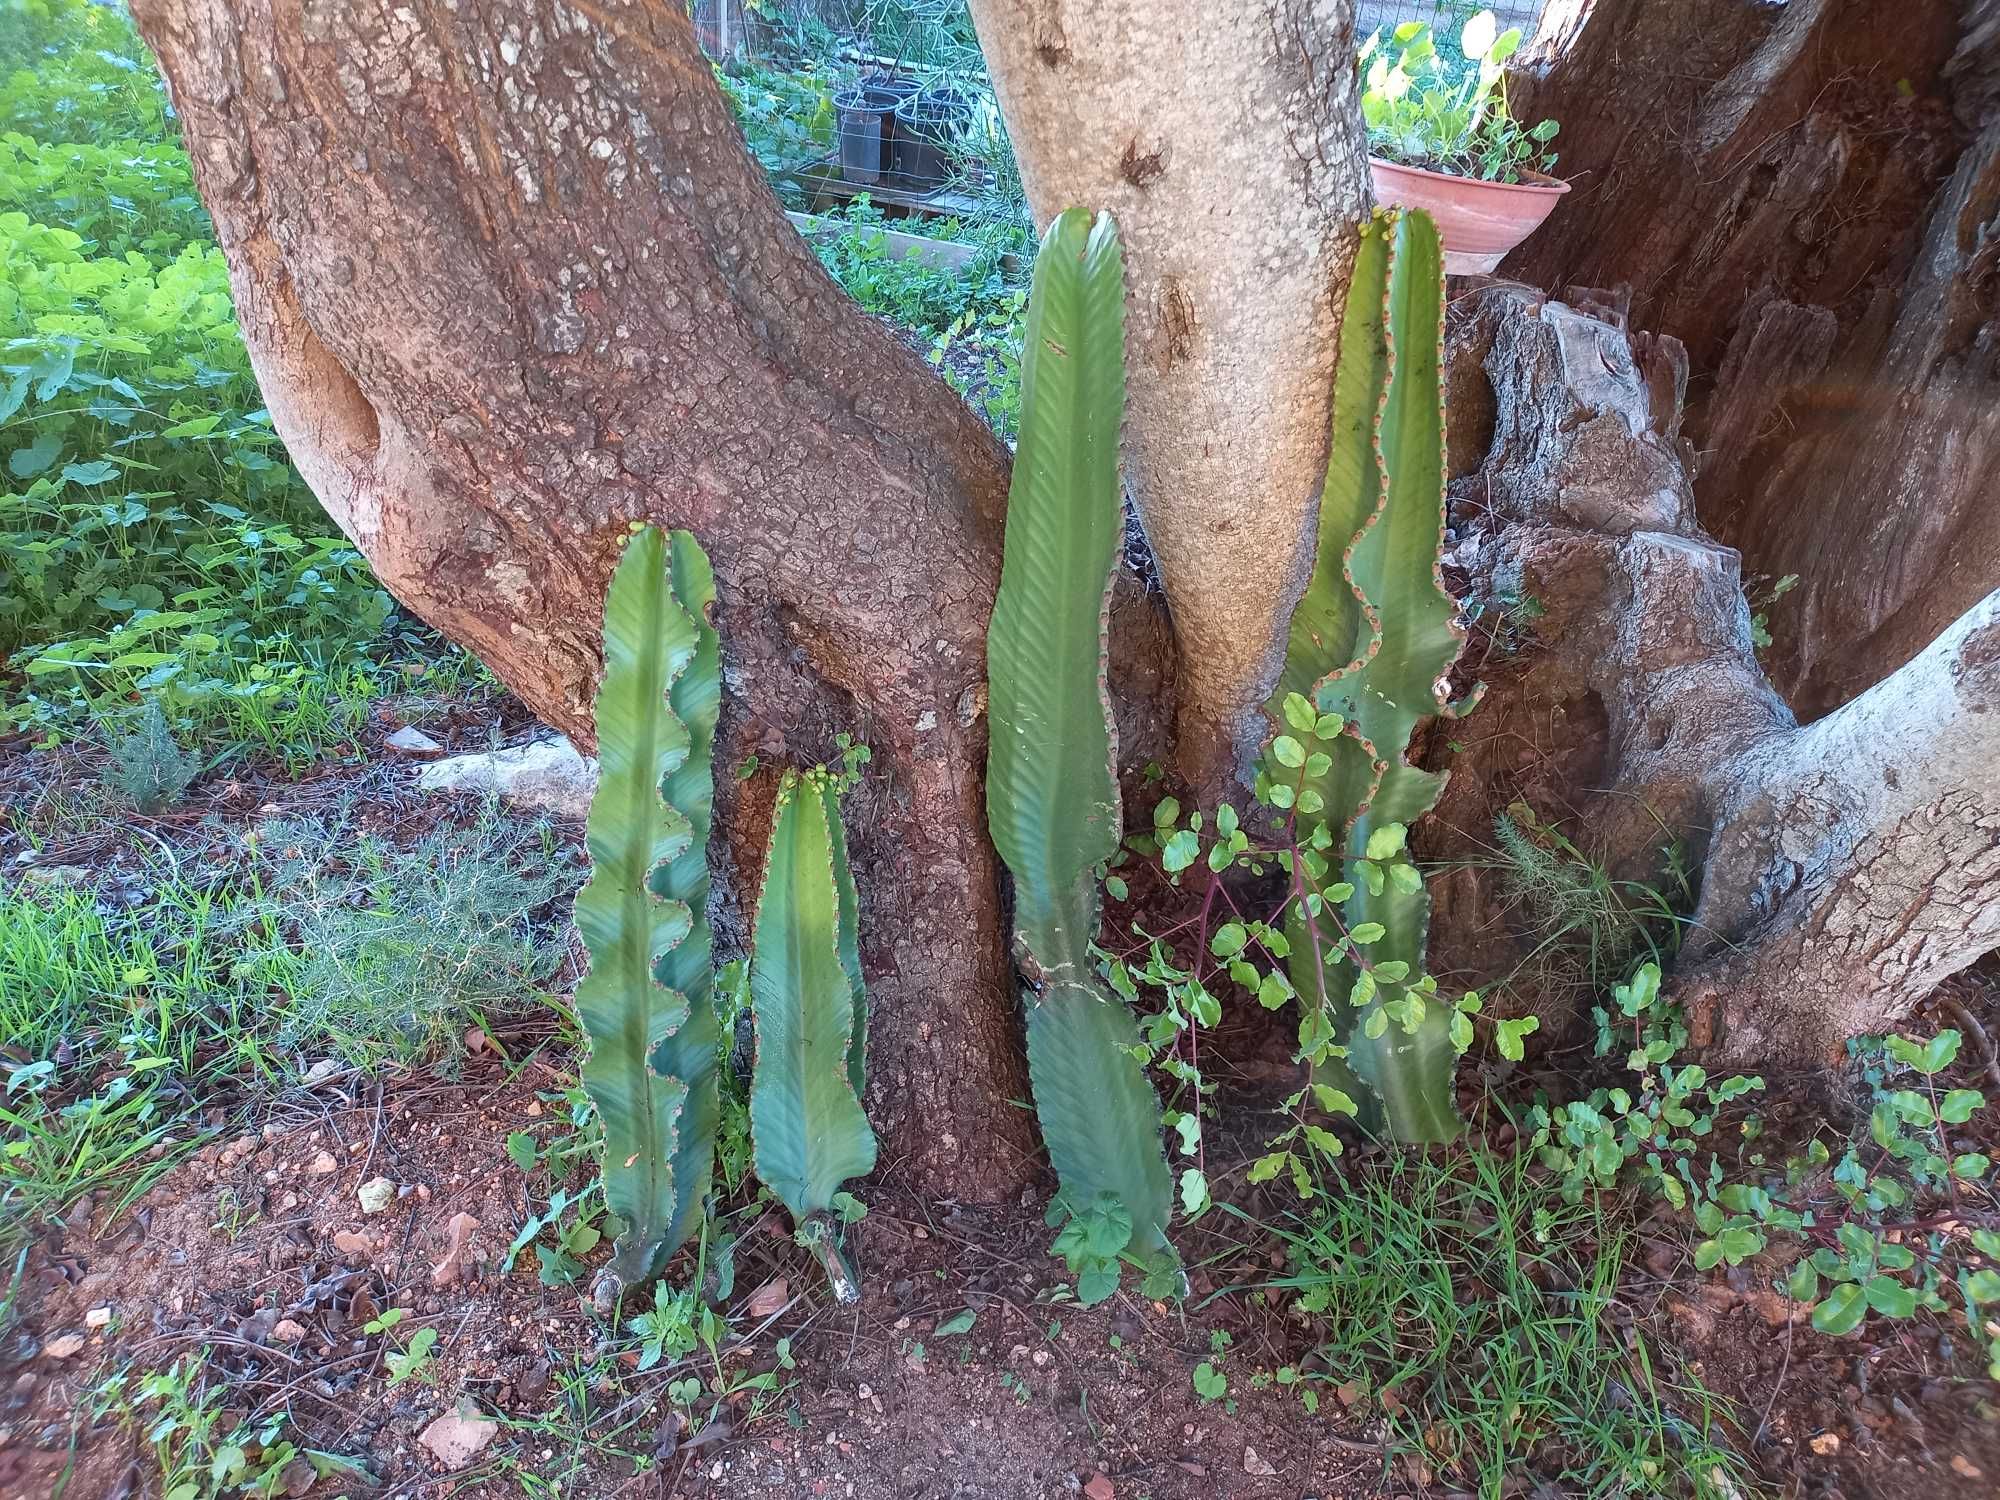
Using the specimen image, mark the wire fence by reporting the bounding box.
[1355,1,1547,43]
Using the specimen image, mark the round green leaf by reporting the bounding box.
[1864,1276,1916,1319]
[1810,1282,1867,1336]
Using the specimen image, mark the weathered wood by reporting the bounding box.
[1504,0,1999,713]
[1428,280,2000,1065]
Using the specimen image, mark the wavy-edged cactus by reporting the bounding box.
[575,525,722,1305]
[1272,209,1465,1143]
[986,207,1173,1266]
[749,768,876,1300]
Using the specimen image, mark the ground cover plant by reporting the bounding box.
[4,2,2000,1498]
[0,0,439,751]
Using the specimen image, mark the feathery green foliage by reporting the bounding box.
[748,768,876,1295]
[985,207,1173,1273]
[574,526,720,1300]
[1269,208,1465,1142]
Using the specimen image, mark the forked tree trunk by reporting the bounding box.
[133,0,1382,1199]
[139,0,2000,1157]
[1508,0,2000,718]
[131,0,1038,1199]
[969,0,1372,792]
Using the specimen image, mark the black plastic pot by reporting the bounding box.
[890,87,971,193]
[834,76,917,185]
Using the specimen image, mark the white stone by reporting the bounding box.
[416,737,597,820]
[419,1401,500,1469]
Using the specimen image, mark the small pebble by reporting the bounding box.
[357,1177,396,1214]
[83,1308,112,1330]
[333,1229,373,1259]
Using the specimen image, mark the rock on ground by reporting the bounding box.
[414,738,597,820]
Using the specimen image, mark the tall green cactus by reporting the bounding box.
[749,768,876,1300]
[575,526,722,1304]
[1274,209,1464,1143]
[986,208,1173,1265]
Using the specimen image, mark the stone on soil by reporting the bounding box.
[384,725,444,758]
[420,1400,500,1469]
[416,737,597,820]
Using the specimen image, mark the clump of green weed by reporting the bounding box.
[1491,804,1689,1003]
[1246,1148,1745,1497]
[0,0,458,744]
[243,809,580,1072]
[92,1357,366,1498]
[100,700,201,811]
[0,874,270,1245]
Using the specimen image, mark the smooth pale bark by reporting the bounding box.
[968,0,1373,792]
[131,0,1038,1200]
[1430,284,2000,1065]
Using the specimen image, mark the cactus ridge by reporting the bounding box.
[985,207,1174,1261]
[748,769,877,1232]
[1273,210,1466,1143]
[575,525,721,1295]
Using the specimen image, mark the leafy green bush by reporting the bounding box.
[0,0,446,745]
[716,60,835,198]
[807,197,1023,339]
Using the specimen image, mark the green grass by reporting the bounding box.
[1231,1147,1747,1498]
[0,804,583,1250]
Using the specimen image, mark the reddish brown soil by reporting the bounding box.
[3,735,1997,1500]
[1,1066,1405,1500]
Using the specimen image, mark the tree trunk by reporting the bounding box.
[136,0,1999,1136]
[1505,0,2000,718]
[1428,281,2000,1065]
[130,0,1038,1200]
[969,0,1372,793]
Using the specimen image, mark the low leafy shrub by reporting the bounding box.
[241,810,581,1073]
[0,0,449,743]
[1525,958,2000,1380]
[808,196,1022,339]
[716,60,835,197]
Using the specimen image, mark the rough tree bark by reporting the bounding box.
[131,0,1371,1199]
[1507,0,2000,717]
[130,0,1039,1199]
[138,0,2000,1141]
[969,0,1372,791]
[1429,282,2000,1065]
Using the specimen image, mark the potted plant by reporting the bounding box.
[834,72,917,186]
[890,82,972,194]
[1360,10,1566,274]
